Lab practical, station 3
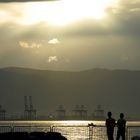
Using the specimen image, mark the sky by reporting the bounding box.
[0,0,140,119]
[0,0,140,71]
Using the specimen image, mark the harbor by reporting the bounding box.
[0,96,106,121]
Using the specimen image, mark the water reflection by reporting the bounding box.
[0,121,140,140]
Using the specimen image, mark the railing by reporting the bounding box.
[127,126,140,140]
[0,124,140,140]
[0,125,51,133]
[0,126,12,133]
[52,125,89,140]
[13,125,51,133]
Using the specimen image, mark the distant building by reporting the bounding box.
[80,105,87,118]
[0,105,6,120]
[6,113,21,120]
[93,105,105,119]
[56,105,66,119]
[72,105,79,117]
[47,114,55,119]
[72,105,87,119]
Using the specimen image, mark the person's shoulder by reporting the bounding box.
[123,119,126,123]
[118,118,126,123]
[112,118,116,121]
[106,118,109,121]
[117,119,121,123]
[109,118,115,123]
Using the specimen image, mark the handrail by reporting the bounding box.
[0,124,140,140]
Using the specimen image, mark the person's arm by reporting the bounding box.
[124,120,126,126]
[105,119,108,126]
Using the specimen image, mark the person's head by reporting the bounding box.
[107,112,112,118]
[120,113,124,119]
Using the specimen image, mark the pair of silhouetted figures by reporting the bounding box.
[106,112,126,140]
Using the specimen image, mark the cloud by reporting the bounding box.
[1,0,140,38]
[108,0,140,35]
[0,0,59,3]
[48,56,58,63]
[19,41,42,48]
[0,0,140,71]
[48,38,60,45]
[61,0,140,38]
[65,58,70,63]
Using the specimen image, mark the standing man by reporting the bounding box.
[116,113,126,140]
[106,112,116,140]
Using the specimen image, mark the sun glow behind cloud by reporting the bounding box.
[48,38,60,44]
[14,0,116,26]
[1,0,140,72]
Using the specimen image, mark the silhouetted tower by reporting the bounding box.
[24,96,29,119]
[73,105,80,117]
[29,96,33,110]
[29,96,36,119]
[73,105,87,118]
[24,96,36,120]
[0,105,6,120]
[80,105,87,118]
[56,105,66,119]
[94,105,105,119]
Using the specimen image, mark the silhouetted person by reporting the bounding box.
[106,112,116,140]
[116,113,126,140]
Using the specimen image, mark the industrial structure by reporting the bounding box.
[56,105,66,119]
[1,98,106,120]
[0,105,6,120]
[93,105,105,119]
[24,96,36,120]
[72,105,87,118]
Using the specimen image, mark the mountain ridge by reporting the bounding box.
[0,67,140,119]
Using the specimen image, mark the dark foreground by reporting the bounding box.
[0,132,67,140]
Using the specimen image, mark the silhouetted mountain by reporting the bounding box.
[0,67,140,119]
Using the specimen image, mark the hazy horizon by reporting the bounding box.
[0,67,140,120]
[0,0,140,120]
[2,66,140,72]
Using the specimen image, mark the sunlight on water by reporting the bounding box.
[0,121,140,140]
[1,120,140,126]
[0,120,101,126]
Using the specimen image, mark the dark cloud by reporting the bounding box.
[106,0,140,36]
[0,0,59,2]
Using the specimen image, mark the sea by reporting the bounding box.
[0,120,140,140]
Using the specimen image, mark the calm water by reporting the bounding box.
[0,120,140,140]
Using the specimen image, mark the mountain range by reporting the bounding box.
[0,67,140,119]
